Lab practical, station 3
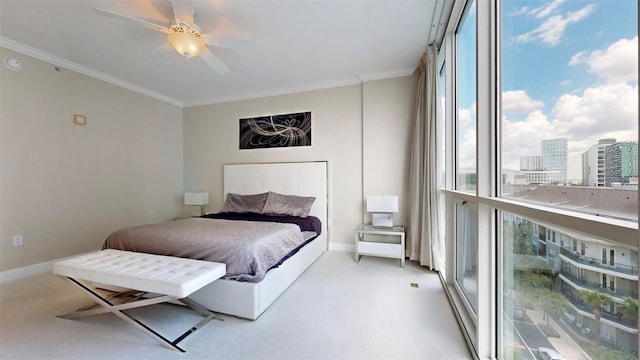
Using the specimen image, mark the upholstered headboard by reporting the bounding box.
[223,161,328,241]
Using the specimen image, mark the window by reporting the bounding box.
[455,201,478,313]
[500,0,638,222]
[502,212,638,359]
[499,0,638,357]
[438,0,638,358]
[455,0,476,192]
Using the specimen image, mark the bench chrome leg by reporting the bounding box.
[58,277,220,352]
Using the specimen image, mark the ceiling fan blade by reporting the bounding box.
[204,36,256,52]
[170,0,194,27]
[93,8,169,33]
[199,49,230,74]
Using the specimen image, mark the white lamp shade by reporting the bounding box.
[366,195,399,213]
[184,192,209,206]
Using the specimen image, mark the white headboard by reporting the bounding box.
[223,161,328,241]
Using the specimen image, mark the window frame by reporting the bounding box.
[437,0,639,359]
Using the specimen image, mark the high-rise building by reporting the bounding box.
[582,151,589,186]
[541,138,567,184]
[520,155,542,171]
[585,138,617,187]
[517,140,568,185]
[605,141,639,186]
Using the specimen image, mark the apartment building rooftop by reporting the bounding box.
[506,185,638,222]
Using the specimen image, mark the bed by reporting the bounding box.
[104,161,328,320]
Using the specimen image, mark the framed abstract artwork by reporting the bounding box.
[239,111,311,150]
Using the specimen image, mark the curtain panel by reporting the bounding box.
[407,46,443,270]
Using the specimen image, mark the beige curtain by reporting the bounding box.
[407,46,443,270]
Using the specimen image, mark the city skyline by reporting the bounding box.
[510,136,638,186]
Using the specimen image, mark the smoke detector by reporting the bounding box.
[3,57,22,70]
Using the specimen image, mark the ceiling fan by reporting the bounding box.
[93,1,255,74]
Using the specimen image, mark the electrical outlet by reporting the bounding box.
[12,235,23,246]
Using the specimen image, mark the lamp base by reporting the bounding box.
[372,213,393,227]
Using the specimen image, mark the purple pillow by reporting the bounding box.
[261,191,315,218]
[221,192,268,214]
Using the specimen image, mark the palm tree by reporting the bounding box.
[579,289,613,345]
[618,296,638,325]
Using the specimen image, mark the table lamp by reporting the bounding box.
[366,195,399,227]
[184,192,209,216]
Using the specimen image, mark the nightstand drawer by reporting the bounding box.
[355,224,405,267]
[358,241,402,258]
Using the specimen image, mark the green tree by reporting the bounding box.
[533,288,567,326]
[508,222,534,255]
[519,271,553,290]
[586,345,636,360]
[579,290,613,345]
[618,296,638,325]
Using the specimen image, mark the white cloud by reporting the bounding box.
[457,103,477,169]
[458,129,477,169]
[528,0,565,19]
[551,82,637,140]
[458,102,476,127]
[569,37,638,83]
[501,110,555,170]
[568,51,586,66]
[502,90,544,114]
[513,4,595,46]
[509,6,530,16]
[498,82,638,178]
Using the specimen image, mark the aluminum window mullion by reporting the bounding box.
[475,0,496,358]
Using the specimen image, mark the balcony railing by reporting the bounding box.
[559,248,638,276]
[562,290,638,329]
[559,269,639,299]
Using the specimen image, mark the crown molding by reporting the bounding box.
[357,67,417,82]
[184,68,417,108]
[0,37,183,108]
[184,77,363,107]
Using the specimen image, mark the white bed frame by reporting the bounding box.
[188,161,328,320]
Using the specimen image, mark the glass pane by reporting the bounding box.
[502,211,638,359]
[500,0,638,222]
[456,0,477,192]
[456,202,478,312]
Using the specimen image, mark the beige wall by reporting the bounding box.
[363,76,417,227]
[0,48,184,271]
[184,75,416,246]
[0,44,416,272]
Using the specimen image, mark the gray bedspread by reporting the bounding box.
[103,218,307,282]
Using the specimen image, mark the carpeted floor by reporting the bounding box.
[0,251,471,359]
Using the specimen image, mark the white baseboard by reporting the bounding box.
[328,242,354,252]
[0,251,95,284]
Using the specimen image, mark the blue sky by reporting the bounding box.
[457,0,638,179]
[502,0,638,118]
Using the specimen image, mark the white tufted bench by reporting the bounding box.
[53,249,226,352]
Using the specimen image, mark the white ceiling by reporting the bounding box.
[0,0,441,107]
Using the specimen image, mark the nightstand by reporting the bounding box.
[355,225,405,267]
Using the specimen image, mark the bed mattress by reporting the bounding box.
[103,214,321,283]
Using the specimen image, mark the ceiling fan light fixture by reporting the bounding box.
[167,25,205,58]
